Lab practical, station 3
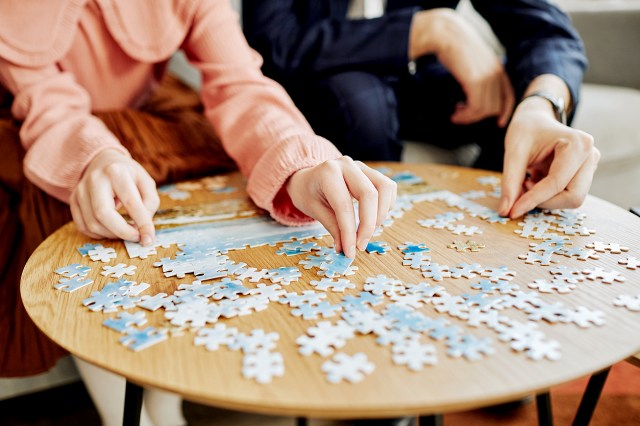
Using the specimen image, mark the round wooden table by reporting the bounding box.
[21,164,640,423]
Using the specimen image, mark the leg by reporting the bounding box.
[418,414,443,426]
[295,417,308,426]
[290,71,403,161]
[394,59,506,171]
[75,357,185,426]
[572,367,611,426]
[0,118,70,377]
[143,387,187,426]
[536,392,553,426]
[124,381,144,426]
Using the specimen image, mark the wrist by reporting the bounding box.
[516,95,558,119]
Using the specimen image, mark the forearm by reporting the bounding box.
[0,59,128,203]
[472,0,586,108]
[187,0,342,224]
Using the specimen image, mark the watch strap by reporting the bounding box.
[522,91,567,125]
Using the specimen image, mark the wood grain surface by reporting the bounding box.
[21,163,640,419]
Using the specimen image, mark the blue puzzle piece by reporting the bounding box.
[77,243,101,257]
[212,186,237,193]
[55,263,91,278]
[276,241,318,256]
[341,291,383,311]
[55,277,93,293]
[365,241,389,255]
[120,327,168,351]
[390,171,424,185]
[319,253,356,278]
[398,242,430,254]
[103,311,147,333]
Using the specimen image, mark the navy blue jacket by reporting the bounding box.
[242,0,587,107]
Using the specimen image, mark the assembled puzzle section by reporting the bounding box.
[48,170,640,386]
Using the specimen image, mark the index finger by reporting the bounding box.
[111,171,156,244]
[91,179,140,241]
[509,138,590,218]
[500,140,528,217]
[342,163,379,251]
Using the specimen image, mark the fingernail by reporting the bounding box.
[357,238,369,251]
[141,234,153,246]
[346,245,356,258]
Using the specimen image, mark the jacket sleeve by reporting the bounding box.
[0,58,130,203]
[472,0,587,113]
[182,0,342,226]
[242,0,417,81]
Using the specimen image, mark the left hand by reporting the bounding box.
[499,97,600,219]
[286,157,397,258]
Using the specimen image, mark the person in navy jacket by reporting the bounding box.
[243,0,600,219]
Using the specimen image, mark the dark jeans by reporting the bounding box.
[288,61,506,171]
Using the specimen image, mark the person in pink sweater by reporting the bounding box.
[0,1,396,424]
[0,0,395,256]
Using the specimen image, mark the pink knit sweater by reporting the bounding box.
[0,0,341,225]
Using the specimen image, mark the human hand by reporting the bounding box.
[409,9,514,127]
[70,149,160,245]
[286,157,397,258]
[499,97,600,219]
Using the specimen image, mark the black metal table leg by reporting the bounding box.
[295,417,308,426]
[419,414,443,426]
[123,380,144,426]
[572,367,611,426]
[536,392,553,426]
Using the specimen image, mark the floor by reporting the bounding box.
[1,362,639,426]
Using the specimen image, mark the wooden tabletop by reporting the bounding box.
[21,163,640,419]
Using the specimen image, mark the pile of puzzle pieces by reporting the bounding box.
[51,173,639,384]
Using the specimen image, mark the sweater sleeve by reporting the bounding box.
[472,0,587,117]
[183,0,342,226]
[0,58,130,203]
[242,0,416,81]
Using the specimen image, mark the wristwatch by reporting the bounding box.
[521,91,567,125]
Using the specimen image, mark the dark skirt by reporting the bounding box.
[0,76,236,377]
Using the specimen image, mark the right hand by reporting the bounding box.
[286,157,397,258]
[70,149,159,245]
[409,9,514,127]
